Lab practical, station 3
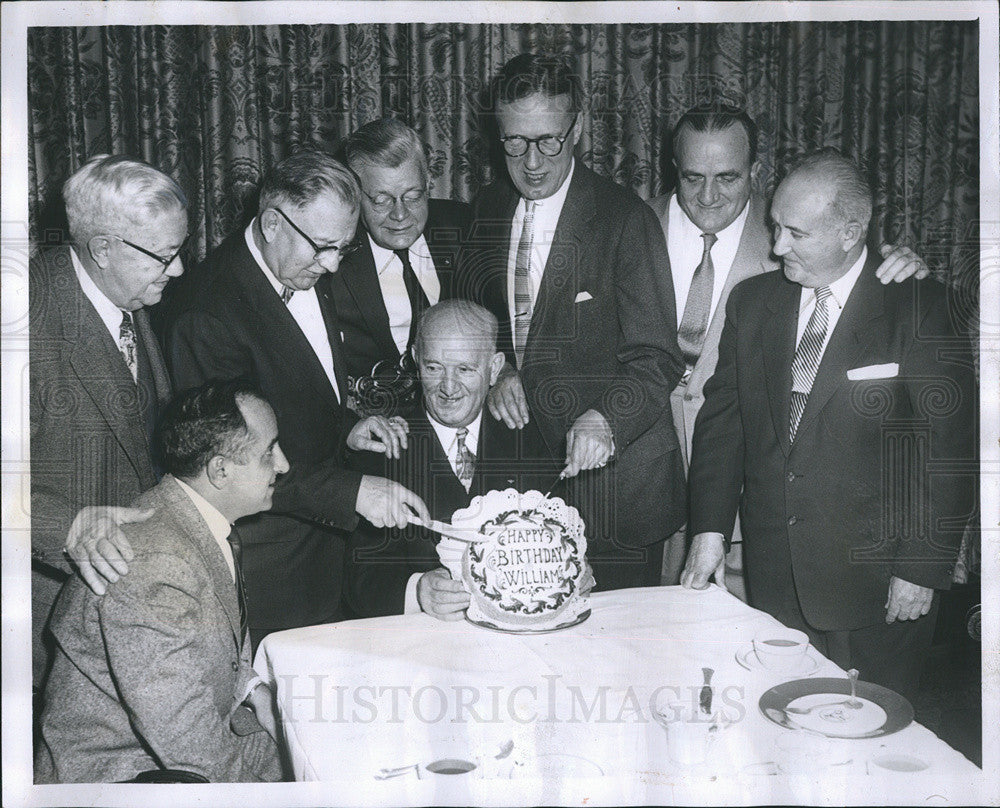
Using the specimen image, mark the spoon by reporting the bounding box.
[846,668,862,708]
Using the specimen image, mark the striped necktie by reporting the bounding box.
[789,285,833,442]
[226,525,249,649]
[513,200,536,368]
[395,248,430,351]
[280,286,295,304]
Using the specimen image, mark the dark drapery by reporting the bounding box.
[27,22,978,306]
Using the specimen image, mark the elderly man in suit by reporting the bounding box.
[29,154,186,688]
[163,151,429,649]
[649,104,930,591]
[458,54,686,590]
[334,119,471,413]
[682,150,976,700]
[36,381,287,783]
[345,299,562,619]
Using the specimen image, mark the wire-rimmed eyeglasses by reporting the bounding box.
[362,188,428,214]
[499,115,578,158]
[113,234,189,268]
[273,207,360,260]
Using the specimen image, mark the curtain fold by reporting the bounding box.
[27,21,978,296]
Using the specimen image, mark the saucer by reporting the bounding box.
[735,642,820,676]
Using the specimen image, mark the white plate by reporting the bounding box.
[510,753,604,779]
[735,643,820,676]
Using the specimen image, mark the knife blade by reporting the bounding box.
[700,667,714,715]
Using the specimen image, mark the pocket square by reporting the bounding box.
[847,362,899,381]
[574,291,593,303]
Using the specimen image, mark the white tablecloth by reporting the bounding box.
[255,586,987,805]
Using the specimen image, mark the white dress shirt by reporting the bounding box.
[71,246,129,345]
[666,192,750,327]
[245,222,341,401]
[369,234,441,357]
[403,410,483,614]
[174,478,262,699]
[506,161,576,334]
[795,247,867,360]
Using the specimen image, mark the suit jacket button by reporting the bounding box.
[232,660,239,671]
[787,472,796,482]
[787,516,797,526]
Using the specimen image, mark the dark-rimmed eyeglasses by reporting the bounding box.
[273,207,360,260]
[499,115,578,158]
[113,234,189,268]
[362,188,428,214]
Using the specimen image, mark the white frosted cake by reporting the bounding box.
[448,489,590,632]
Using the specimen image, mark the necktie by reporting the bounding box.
[676,232,717,370]
[789,285,833,442]
[395,249,430,351]
[280,286,295,304]
[118,311,138,382]
[226,525,249,648]
[513,201,536,368]
[454,427,476,490]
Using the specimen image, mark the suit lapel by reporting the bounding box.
[527,168,598,358]
[335,234,397,362]
[232,240,341,410]
[314,275,352,398]
[793,258,885,440]
[156,476,243,648]
[763,276,801,457]
[424,202,459,299]
[133,308,172,410]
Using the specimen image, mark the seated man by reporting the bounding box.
[36,381,288,783]
[345,299,562,620]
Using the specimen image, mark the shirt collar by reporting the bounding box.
[370,233,432,275]
[670,191,751,247]
[245,219,289,296]
[425,408,483,456]
[518,159,575,216]
[174,477,232,542]
[826,246,868,309]
[70,245,128,336]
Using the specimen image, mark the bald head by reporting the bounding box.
[413,301,504,428]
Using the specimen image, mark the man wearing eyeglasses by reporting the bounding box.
[458,54,686,590]
[29,154,187,689]
[333,119,471,413]
[157,150,430,649]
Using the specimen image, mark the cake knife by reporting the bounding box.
[405,513,491,544]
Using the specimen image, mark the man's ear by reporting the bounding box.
[205,455,228,490]
[87,235,112,268]
[841,220,865,252]
[488,351,506,385]
[259,209,280,244]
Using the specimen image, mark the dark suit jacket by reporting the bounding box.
[163,228,363,634]
[29,246,171,686]
[345,408,560,617]
[330,198,471,381]
[458,165,686,552]
[35,476,281,783]
[689,254,977,631]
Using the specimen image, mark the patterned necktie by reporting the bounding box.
[395,249,430,350]
[280,286,295,304]
[454,427,476,490]
[118,311,138,382]
[789,285,833,442]
[226,525,249,649]
[676,232,717,370]
[513,200,536,368]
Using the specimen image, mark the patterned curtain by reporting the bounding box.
[27,21,978,318]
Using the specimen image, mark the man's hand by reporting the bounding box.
[355,475,430,529]
[680,533,727,591]
[487,364,529,429]
[246,681,279,742]
[65,506,154,596]
[885,576,934,623]
[562,409,614,478]
[876,243,931,284]
[347,415,409,459]
[417,568,470,621]
[579,561,596,596]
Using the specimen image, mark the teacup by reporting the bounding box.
[752,628,809,673]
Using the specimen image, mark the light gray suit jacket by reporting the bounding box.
[647,192,777,467]
[35,475,282,783]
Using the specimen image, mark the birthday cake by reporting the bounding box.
[449,489,590,632]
